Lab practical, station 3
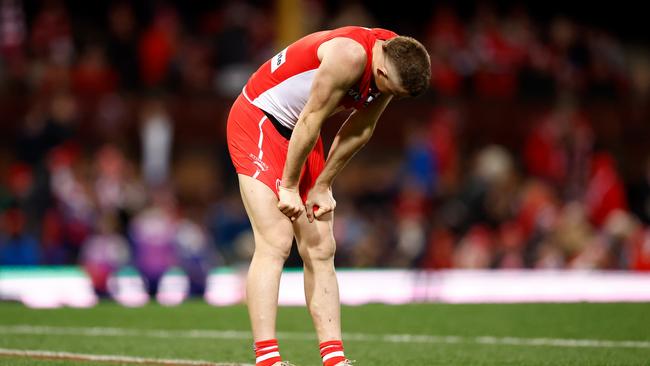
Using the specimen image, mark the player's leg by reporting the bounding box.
[293,212,349,366]
[238,174,294,342]
[227,94,294,365]
[293,137,349,366]
[293,212,340,341]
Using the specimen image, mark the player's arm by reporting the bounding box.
[278,38,366,221]
[303,93,392,222]
[318,93,393,189]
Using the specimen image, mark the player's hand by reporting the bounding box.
[305,184,336,223]
[278,186,304,222]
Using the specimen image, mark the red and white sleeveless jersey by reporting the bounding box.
[242,26,398,130]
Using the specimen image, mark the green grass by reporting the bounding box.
[1,301,649,365]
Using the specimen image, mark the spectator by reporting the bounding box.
[71,44,117,100]
[138,6,179,89]
[174,213,219,294]
[523,95,593,198]
[140,97,172,187]
[106,2,139,90]
[80,212,130,293]
[129,187,178,293]
[16,93,77,166]
[29,0,73,65]
[425,5,466,97]
[0,0,27,85]
[584,152,628,227]
[206,193,251,265]
[628,156,650,224]
[0,208,39,265]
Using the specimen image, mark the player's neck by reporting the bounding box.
[371,40,384,80]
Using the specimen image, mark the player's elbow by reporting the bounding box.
[295,112,325,139]
[359,125,375,145]
[351,128,373,150]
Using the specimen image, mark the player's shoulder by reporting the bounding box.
[320,37,366,67]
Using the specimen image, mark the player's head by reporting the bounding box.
[375,36,431,98]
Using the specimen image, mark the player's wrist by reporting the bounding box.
[314,181,331,190]
[278,185,299,193]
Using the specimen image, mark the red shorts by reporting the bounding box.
[226,93,325,201]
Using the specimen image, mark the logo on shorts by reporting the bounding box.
[248,153,269,172]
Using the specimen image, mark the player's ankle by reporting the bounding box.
[320,340,346,366]
[254,338,282,366]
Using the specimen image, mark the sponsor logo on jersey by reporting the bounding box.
[271,48,288,73]
[364,91,381,106]
[347,87,361,101]
[348,87,380,107]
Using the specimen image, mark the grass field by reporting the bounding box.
[0,301,649,366]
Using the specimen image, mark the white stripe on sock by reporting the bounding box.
[322,350,345,362]
[256,351,280,363]
[256,345,278,353]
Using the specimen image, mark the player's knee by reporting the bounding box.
[300,237,336,264]
[255,234,293,262]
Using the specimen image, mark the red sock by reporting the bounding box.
[320,340,346,366]
[254,339,282,366]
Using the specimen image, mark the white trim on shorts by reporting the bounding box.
[252,115,268,179]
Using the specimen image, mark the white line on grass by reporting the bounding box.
[1,325,649,350]
[0,347,253,366]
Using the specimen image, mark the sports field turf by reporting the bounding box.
[0,301,649,365]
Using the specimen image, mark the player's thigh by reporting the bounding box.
[238,174,294,257]
[292,210,336,262]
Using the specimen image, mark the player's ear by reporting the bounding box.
[377,66,388,79]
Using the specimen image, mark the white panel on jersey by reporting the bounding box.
[252,69,317,130]
[271,48,288,73]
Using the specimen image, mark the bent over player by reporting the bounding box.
[226,26,431,366]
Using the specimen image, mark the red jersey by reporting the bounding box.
[242,26,398,130]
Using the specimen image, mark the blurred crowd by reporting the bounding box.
[1,0,650,293]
